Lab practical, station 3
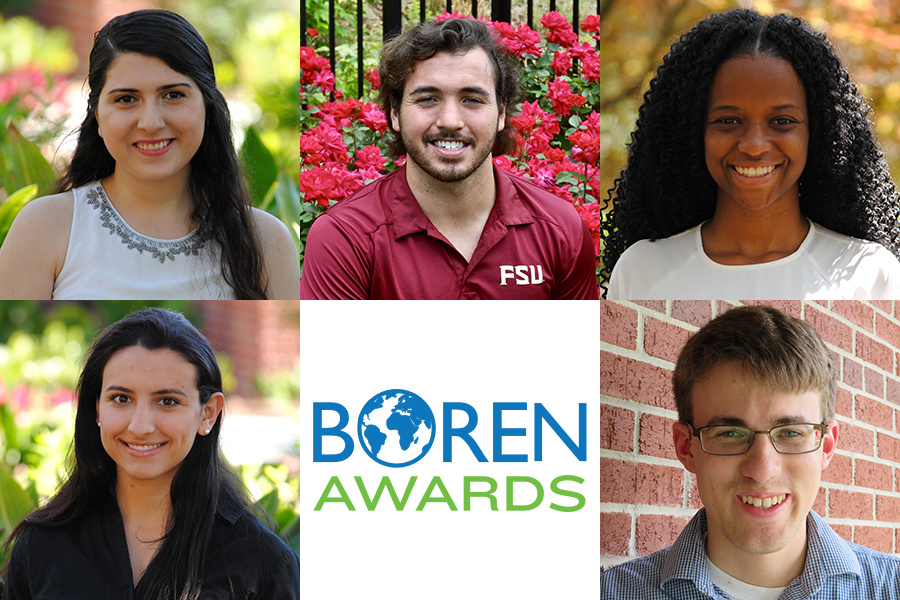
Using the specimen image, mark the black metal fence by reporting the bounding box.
[301,0,599,98]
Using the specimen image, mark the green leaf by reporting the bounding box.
[0,184,38,247]
[0,466,33,568]
[240,126,279,206]
[1,125,56,197]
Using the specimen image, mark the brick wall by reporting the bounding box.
[197,301,300,398]
[600,300,900,568]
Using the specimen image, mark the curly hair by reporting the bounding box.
[55,10,268,299]
[378,18,523,159]
[600,9,900,285]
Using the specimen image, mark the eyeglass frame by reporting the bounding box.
[687,422,830,455]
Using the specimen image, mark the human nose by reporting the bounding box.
[739,432,783,481]
[737,122,772,156]
[435,100,463,131]
[127,402,156,435]
[137,102,165,133]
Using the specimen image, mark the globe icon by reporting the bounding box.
[357,389,435,467]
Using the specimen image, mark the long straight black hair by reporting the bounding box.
[4,308,249,600]
[55,9,268,299]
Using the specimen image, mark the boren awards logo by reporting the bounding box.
[358,389,435,468]
[313,388,587,512]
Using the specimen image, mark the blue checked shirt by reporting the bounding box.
[600,509,900,599]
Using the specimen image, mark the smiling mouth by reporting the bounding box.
[122,441,166,451]
[432,140,467,151]
[733,165,776,178]
[740,494,787,509]
[135,140,173,151]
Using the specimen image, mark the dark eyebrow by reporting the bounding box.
[104,385,188,396]
[408,85,492,97]
[708,103,803,113]
[107,83,193,95]
[700,415,814,428]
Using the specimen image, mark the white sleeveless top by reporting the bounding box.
[52,182,236,299]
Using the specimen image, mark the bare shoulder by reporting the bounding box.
[0,190,75,299]
[249,207,301,299]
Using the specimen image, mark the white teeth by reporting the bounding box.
[741,494,786,509]
[734,165,776,178]
[126,442,163,451]
[434,140,465,150]
[136,140,171,151]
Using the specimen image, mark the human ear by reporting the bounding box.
[820,420,838,469]
[390,104,400,133]
[497,102,506,132]
[673,422,698,474]
[199,392,225,435]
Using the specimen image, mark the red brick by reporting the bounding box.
[600,512,632,555]
[855,526,894,553]
[878,433,900,462]
[832,301,875,331]
[639,413,676,459]
[876,495,900,521]
[599,302,639,350]
[829,489,874,519]
[832,523,852,541]
[855,459,893,491]
[805,306,853,352]
[834,387,853,417]
[821,453,852,485]
[644,318,693,363]
[600,352,675,411]
[671,301,713,328]
[634,462,685,506]
[875,313,900,349]
[856,395,893,430]
[812,487,827,516]
[715,301,740,316]
[871,301,894,314]
[634,301,666,314]
[600,405,636,452]
[839,421,874,455]
[859,334,894,373]
[835,387,853,419]
[843,358,863,390]
[865,368,886,400]
[743,300,801,319]
[887,378,900,407]
[601,459,684,506]
[636,514,690,555]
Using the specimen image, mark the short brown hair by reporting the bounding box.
[378,18,523,159]
[672,306,836,424]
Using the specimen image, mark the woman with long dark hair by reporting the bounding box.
[1,308,300,599]
[0,10,300,299]
[603,9,900,299]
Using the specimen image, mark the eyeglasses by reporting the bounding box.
[689,422,828,455]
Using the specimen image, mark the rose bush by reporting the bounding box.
[296,12,605,281]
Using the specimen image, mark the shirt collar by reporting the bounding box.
[389,163,534,241]
[660,508,862,597]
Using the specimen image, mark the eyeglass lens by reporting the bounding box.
[699,424,823,454]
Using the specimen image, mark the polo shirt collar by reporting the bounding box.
[659,508,862,598]
[390,164,534,241]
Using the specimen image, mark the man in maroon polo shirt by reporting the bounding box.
[299,18,598,300]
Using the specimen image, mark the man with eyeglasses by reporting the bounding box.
[600,305,900,598]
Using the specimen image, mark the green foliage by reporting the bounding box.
[240,126,279,206]
[0,16,77,73]
[0,466,33,575]
[0,184,36,247]
[239,463,299,552]
[0,124,57,196]
[255,364,300,401]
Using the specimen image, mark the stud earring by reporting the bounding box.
[205,429,210,435]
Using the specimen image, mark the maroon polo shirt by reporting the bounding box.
[299,164,599,299]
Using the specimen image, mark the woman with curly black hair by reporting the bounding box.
[604,9,900,299]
